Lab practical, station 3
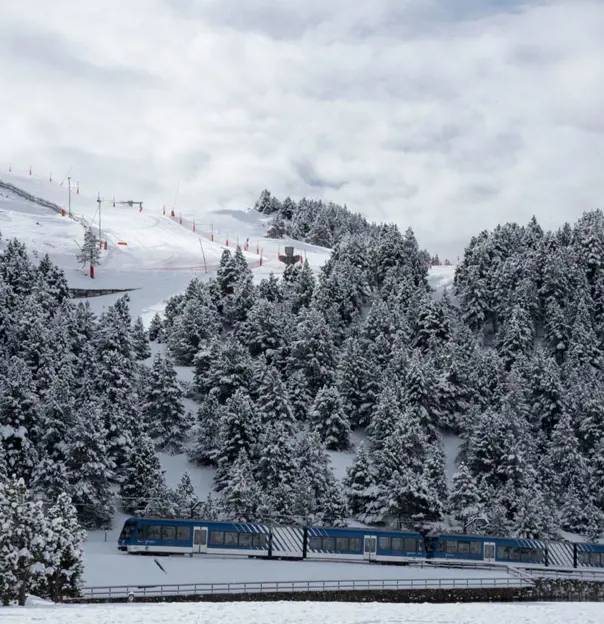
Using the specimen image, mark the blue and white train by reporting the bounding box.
[118,516,604,570]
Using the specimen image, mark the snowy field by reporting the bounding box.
[2,602,602,623]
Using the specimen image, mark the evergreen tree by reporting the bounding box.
[218,450,263,521]
[0,476,53,606]
[148,312,163,342]
[256,423,299,522]
[119,434,167,515]
[188,394,223,467]
[214,389,260,490]
[337,335,381,428]
[257,273,282,303]
[343,443,378,522]
[173,472,200,518]
[255,367,297,435]
[0,356,40,483]
[310,385,351,450]
[145,354,188,454]
[131,316,151,360]
[367,385,403,451]
[77,227,101,268]
[289,308,337,399]
[207,338,254,404]
[46,493,86,600]
[449,463,485,532]
[66,402,114,529]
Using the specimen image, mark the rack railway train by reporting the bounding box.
[118,516,604,570]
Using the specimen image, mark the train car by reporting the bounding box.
[118,517,271,557]
[427,534,546,567]
[306,526,425,563]
[576,543,604,568]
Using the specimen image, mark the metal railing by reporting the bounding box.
[74,576,534,602]
[520,567,604,581]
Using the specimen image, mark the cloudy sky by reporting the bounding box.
[1,0,603,257]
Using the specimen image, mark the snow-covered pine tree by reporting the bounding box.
[287,369,312,422]
[214,389,260,490]
[288,307,337,399]
[310,385,351,450]
[294,432,347,525]
[173,472,200,518]
[131,316,151,360]
[218,450,263,521]
[46,493,86,601]
[254,366,297,435]
[94,295,139,469]
[145,353,188,454]
[76,227,101,269]
[66,401,114,529]
[119,433,167,515]
[337,335,381,429]
[256,422,299,523]
[449,462,484,533]
[148,312,163,342]
[188,394,223,467]
[36,253,70,308]
[424,442,449,507]
[206,337,254,404]
[0,476,54,606]
[366,385,403,451]
[343,442,378,522]
[257,273,282,303]
[0,356,40,484]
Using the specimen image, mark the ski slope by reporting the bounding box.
[2,601,601,623]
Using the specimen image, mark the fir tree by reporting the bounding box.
[173,472,200,518]
[148,313,163,342]
[66,402,114,529]
[120,434,167,515]
[214,389,260,490]
[255,367,297,435]
[46,493,86,600]
[145,353,188,454]
[131,316,151,360]
[449,463,484,532]
[310,385,351,450]
[77,227,101,268]
[188,394,223,467]
[218,450,263,521]
[343,443,378,522]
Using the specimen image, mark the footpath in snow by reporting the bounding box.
[1,601,602,623]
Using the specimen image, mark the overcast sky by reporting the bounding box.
[1,0,603,257]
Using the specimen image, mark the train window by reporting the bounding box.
[404,538,417,551]
[177,526,191,541]
[590,553,602,566]
[390,538,402,551]
[470,542,482,555]
[578,552,590,565]
[224,532,238,546]
[210,531,224,545]
[252,533,267,548]
[457,541,470,554]
[161,526,176,541]
[146,525,161,540]
[119,524,135,541]
[446,541,458,554]
[336,537,349,551]
[349,538,361,551]
[438,540,447,552]
[323,537,336,551]
[309,536,322,550]
[239,533,253,547]
[379,537,391,551]
[534,550,544,563]
[497,547,509,560]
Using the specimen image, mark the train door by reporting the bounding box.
[484,542,496,563]
[193,527,208,554]
[364,535,377,561]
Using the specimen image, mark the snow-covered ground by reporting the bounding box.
[1,602,601,623]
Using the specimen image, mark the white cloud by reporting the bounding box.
[1,0,603,257]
